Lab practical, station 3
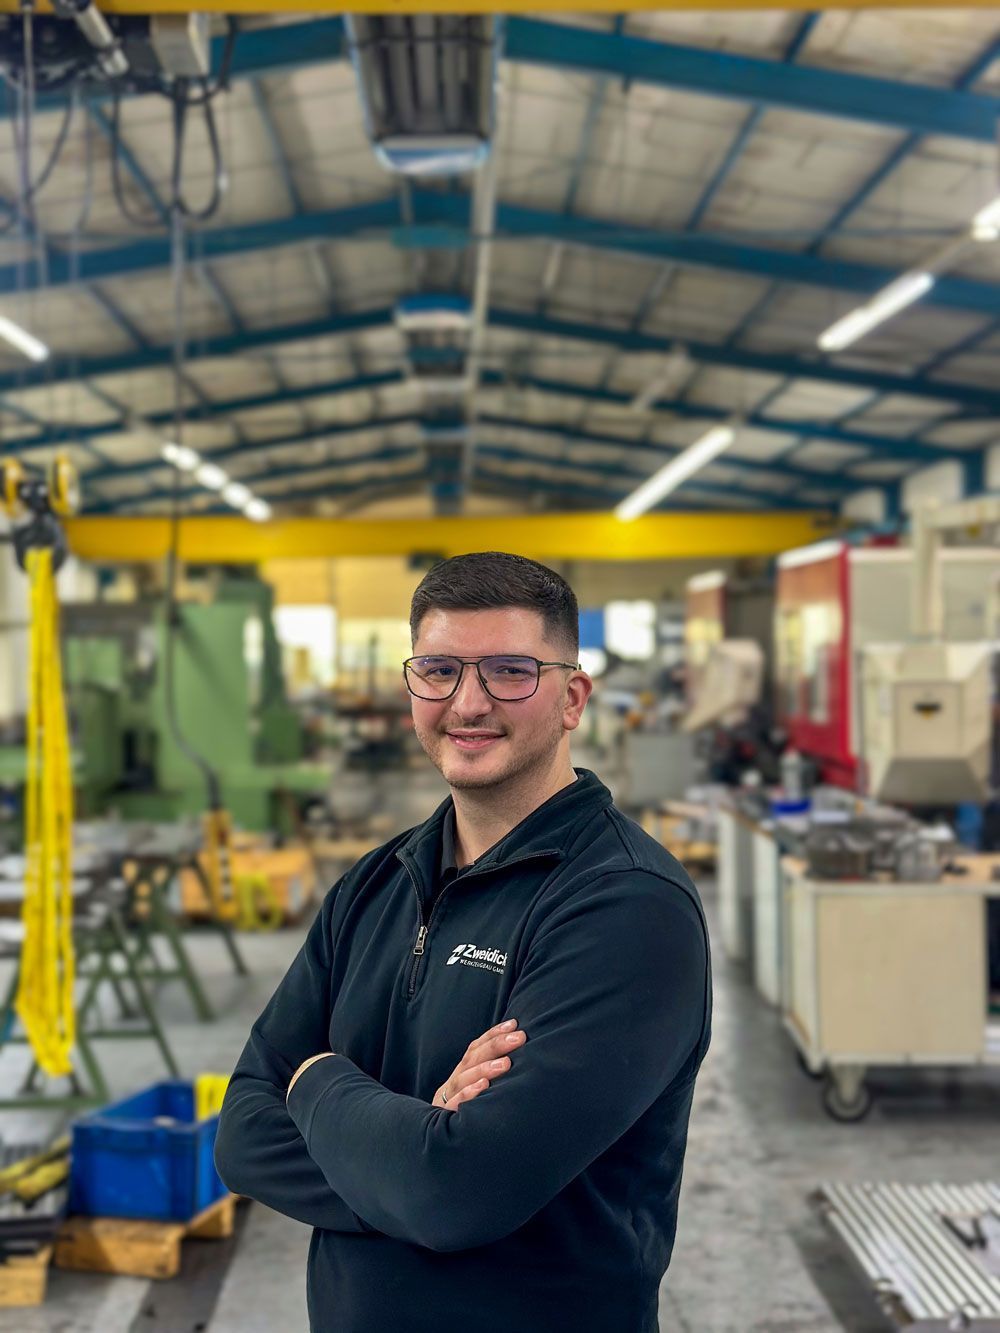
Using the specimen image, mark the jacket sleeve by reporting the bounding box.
[286,871,710,1252]
[214,882,375,1234]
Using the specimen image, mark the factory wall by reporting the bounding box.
[262,556,743,622]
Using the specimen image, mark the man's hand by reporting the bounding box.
[432,1019,526,1112]
[287,1052,334,1100]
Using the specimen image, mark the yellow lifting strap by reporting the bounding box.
[16,547,76,1077]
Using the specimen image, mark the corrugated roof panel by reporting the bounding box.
[792,440,870,469]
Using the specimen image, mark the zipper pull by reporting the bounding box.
[413,925,428,957]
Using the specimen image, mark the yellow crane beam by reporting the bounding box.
[0,0,990,10]
[65,511,838,564]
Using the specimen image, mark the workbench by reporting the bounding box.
[782,854,1000,1121]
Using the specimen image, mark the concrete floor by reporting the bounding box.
[2,758,997,1332]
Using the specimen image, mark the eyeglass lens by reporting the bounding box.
[405,656,539,700]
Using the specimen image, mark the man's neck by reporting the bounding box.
[451,761,578,868]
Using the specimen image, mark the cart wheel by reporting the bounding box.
[795,1049,824,1082]
[822,1073,873,1123]
[48,453,79,517]
[1,458,24,517]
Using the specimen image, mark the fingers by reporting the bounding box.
[437,1057,511,1111]
[442,1077,490,1110]
[436,1028,527,1112]
[460,1022,526,1073]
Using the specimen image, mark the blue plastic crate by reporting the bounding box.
[69,1080,226,1222]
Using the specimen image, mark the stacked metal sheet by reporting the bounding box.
[815,1182,1000,1330]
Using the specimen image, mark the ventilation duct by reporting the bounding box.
[346,15,501,176]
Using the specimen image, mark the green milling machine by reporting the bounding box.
[63,576,330,831]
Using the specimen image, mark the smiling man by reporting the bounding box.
[215,550,712,1333]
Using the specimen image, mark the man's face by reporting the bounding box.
[409,607,590,792]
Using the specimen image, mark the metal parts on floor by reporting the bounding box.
[815,1181,1000,1331]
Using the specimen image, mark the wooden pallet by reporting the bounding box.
[53,1193,236,1281]
[0,1244,53,1308]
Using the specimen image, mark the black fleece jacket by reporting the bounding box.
[214,768,712,1333]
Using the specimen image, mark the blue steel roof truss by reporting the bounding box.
[14,18,1000,515]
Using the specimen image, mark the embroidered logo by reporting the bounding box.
[445,943,508,975]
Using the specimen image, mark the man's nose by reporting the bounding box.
[452,663,493,712]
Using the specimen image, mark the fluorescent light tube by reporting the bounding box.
[222,481,252,509]
[195,462,228,490]
[244,497,272,522]
[971,194,1000,243]
[161,442,200,470]
[0,314,49,363]
[818,271,934,352]
[615,424,736,521]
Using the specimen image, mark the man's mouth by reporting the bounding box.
[446,732,505,751]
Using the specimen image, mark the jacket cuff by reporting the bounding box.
[286,1052,359,1138]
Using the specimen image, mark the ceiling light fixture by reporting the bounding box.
[0,314,49,363]
[222,481,252,509]
[971,195,1000,243]
[161,441,200,470]
[818,271,935,353]
[160,442,272,519]
[194,462,228,490]
[615,423,738,521]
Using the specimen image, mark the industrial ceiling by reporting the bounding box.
[0,10,998,527]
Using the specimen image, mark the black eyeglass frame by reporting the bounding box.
[402,654,581,702]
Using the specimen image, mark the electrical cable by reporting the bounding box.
[161,201,237,920]
[168,78,226,223]
[0,93,76,234]
[111,72,228,227]
[163,203,222,809]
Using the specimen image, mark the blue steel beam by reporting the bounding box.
[94,439,813,515]
[77,359,952,489]
[250,78,304,215]
[480,414,867,485]
[86,412,417,483]
[3,193,999,324]
[488,308,1000,417]
[701,32,1000,464]
[0,198,402,294]
[503,18,1000,144]
[627,13,819,339]
[478,198,999,318]
[122,466,812,518]
[4,300,1000,470]
[480,371,953,466]
[81,381,913,500]
[20,17,998,146]
[88,403,853,492]
[5,302,1000,468]
[0,310,394,412]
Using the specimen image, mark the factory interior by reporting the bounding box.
[0,1,998,1329]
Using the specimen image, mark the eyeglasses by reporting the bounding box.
[403,655,580,702]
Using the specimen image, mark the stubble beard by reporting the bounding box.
[416,699,566,793]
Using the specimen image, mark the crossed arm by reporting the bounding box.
[215,872,709,1250]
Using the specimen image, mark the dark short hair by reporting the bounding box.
[409,552,579,657]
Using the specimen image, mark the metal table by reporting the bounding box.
[0,870,180,1111]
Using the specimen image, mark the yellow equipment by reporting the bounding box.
[233,872,283,932]
[3,456,79,1077]
[195,1073,230,1120]
[201,808,238,922]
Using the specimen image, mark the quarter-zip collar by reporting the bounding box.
[396,766,613,898]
